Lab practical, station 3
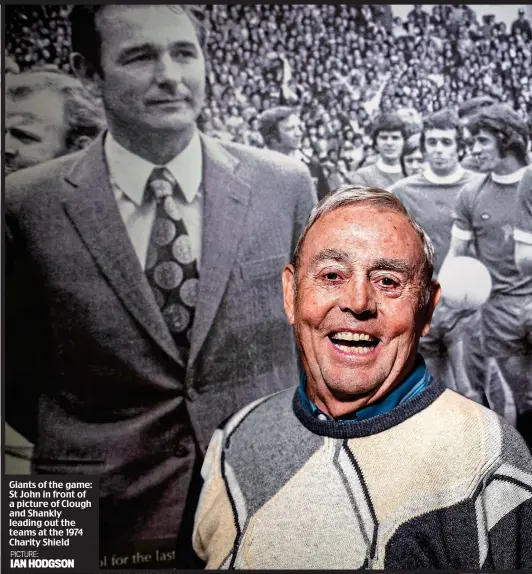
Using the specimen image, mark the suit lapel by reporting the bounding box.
[62,135,185,368]
[188,135,251,367]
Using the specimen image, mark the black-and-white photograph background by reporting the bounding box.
[4,4,532,568]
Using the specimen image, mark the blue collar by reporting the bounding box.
[298,354,431,423]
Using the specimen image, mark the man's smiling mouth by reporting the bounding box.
[328,331,380,355]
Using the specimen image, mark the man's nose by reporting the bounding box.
[154,53,181,86]
[472,141,482,155]
[339,277,377,317]
[5,134,19,160]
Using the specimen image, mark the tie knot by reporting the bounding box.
[147,167,177,202]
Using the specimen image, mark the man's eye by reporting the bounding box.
[175,49,196,60]
[10,128,41,143]
[379,277,398,287]
[125,53,152,64]
[323,272,340,281]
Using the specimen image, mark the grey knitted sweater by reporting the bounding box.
[193,378,532,569]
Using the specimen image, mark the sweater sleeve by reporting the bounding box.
[478,422,532,569]
[192,428,238,568]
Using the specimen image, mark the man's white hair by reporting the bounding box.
[292,185,436,307]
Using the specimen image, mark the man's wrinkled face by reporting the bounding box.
[283,204,438,412]
[5,89,67,174]
[471,128,503,173]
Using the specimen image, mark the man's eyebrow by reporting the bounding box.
[119,41,197,58]
[118,43,155,58]
[370,258,414,274]
[6,112,38,123]
[310,248,351,267]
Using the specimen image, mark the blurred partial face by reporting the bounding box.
[471,129,503,172]
[282,204,438,416]
[341,143,354,157]
[363,147,379,165]
[91,5,205,138]
[5,88,67,174]
[277,114,303,152]
[403,148,425,176]
[424,127,460,176]
[376,130,404,163]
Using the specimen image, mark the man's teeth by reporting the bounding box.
[332,331,375,342]
[330,331,379,354]
[334,343,374,354]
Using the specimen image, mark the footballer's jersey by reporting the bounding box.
[348,162,404,190]
[514,165,532,245]
[452,167,532,296]
[391,167,480,276]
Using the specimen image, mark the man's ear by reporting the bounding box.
[70,52,103,100]
[421,280,441,337]
[282,264,296,326]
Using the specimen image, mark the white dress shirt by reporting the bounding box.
[104,130,204,270]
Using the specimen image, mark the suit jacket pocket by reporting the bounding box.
[240,254,288,282]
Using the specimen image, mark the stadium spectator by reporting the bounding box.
[339,136,364,173]
[408,4,430,30]
[7,5,532,173]
[259,106,330,200]
[400,132,425,177]
[359,143,379,168]
[511,8,532,41]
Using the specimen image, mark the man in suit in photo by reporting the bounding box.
[5,5,316,568]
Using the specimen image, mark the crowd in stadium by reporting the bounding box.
[6,5,532,187]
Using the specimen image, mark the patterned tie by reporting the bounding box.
[145,167,199,358]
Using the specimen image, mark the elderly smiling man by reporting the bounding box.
[192,185,532,570]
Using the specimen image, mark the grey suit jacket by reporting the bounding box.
[5,132,317,549]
